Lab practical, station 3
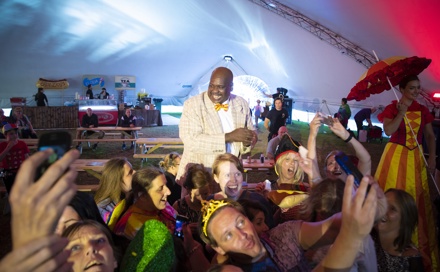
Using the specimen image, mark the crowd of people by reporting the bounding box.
[0,68,438,271]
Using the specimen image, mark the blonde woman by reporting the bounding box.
[255,134,319,222]
[94,157,135,223]
[159,152,181,205]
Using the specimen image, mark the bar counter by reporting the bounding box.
[21,106,78,129]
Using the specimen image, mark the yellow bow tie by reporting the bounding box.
[214,103,229,112]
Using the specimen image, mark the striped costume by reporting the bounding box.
[375,100,439,271]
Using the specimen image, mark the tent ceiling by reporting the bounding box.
[0,0,438,109]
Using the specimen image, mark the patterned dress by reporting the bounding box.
[374,100,438,271]
[372,231,424,272]
[173,196,201,223]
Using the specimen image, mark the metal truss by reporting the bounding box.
[247,0,377,68]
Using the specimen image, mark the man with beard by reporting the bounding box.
[266,126,288,160]
[177,67,257,191]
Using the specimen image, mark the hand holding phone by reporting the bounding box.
[36,131,72,181]
[318,112,333,126]
[174,214,189,239]
[334,151,363,187]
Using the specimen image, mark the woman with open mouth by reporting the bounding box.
[307,112,372,183]
[208,153,276,229]
[372,188,423,271]
[112,167,176,240]
[255,134,319,222]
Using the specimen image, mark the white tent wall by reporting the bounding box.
[0,0,436,117]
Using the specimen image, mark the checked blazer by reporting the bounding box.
[176,92,254,181]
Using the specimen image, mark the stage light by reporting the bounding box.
[433,92,440,100]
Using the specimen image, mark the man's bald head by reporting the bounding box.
[278,126,288,137]
[211,67,233,83]
[208,67,234,104]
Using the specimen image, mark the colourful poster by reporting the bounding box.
[82,75,105,89]
[115,75,136,90]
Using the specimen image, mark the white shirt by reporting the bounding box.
[217,100,235,154]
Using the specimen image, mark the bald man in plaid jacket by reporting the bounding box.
[176,67,257,185]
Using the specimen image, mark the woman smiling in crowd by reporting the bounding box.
[373,189,423,271]
[209,153,277,230]
[113,167,175,240]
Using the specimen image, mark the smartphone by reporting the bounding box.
[174,214,189,239]
[318,112,333,126]
[334,151,363,187]
[35,131,72,181]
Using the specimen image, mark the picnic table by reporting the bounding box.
[242,158,275,172]
[133,138,183,163]
[74,126,142,153]
[72,159,109,172]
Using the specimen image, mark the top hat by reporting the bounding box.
[274,134,301,163]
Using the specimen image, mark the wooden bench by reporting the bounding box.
[75,126,142,154]
[133,144,183,159]
[77,184,99,191]
[76,126,142,133]
[135,144,183,157]
[72,159,109,172]
[0,139,39,149]
[104,132,143,138]
[141,144,182,149]
[0,184,99,194]
[133,153,168,159]
[73,139,132,143]
[242,182,257,191]
[73,138,137,153]
[134,138,184,164]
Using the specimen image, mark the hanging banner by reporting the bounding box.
[36,78,69,89]
[115,75,136,90]
[82,75,105,89]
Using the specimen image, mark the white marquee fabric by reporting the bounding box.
[0,0,438,115]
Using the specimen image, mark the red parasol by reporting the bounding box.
[347,56,431,101]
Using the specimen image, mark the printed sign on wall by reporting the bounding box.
[82,75,105,89]
[115,75,136,90]
[36,78,69,89]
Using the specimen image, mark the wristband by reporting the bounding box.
[344,134,353,143]
[311,177,322,183]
